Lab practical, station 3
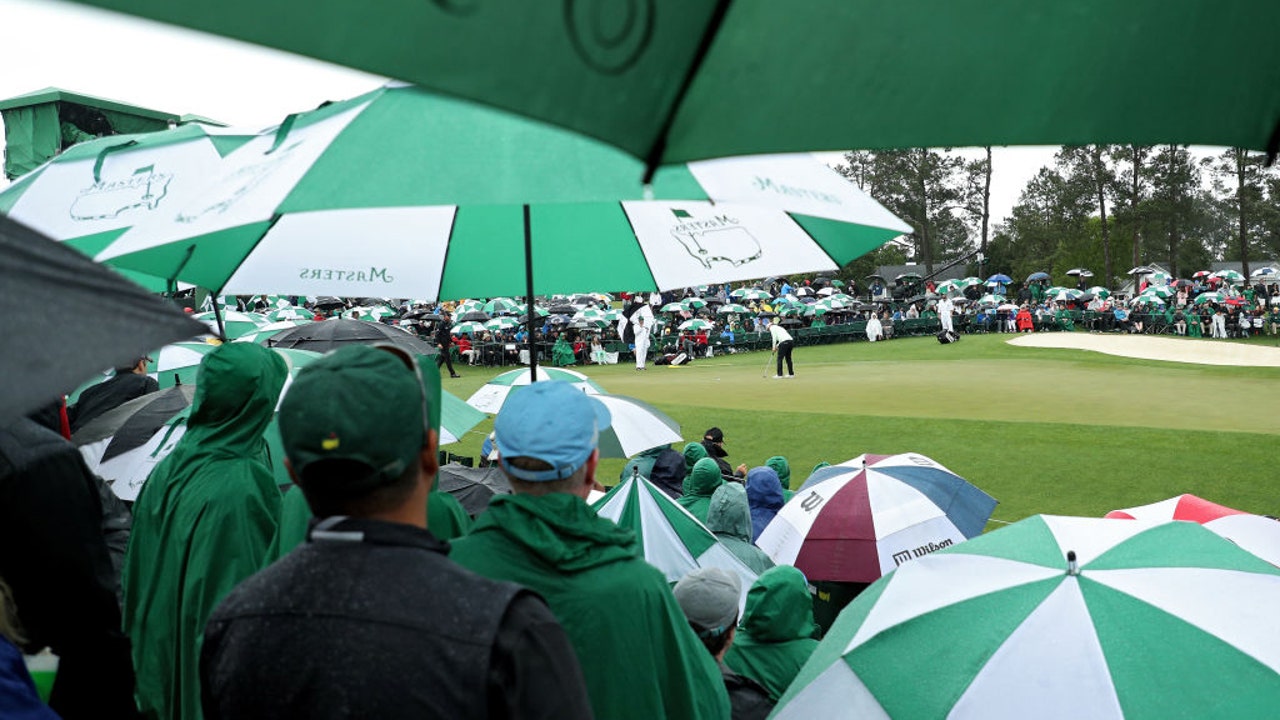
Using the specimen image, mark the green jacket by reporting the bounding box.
[266,482,472,562]
[723,566,820,702]
[678,457,724,524]
[123,343,287,720]
[451,493,729,720]
[683,441,709,473]
[705,484,775,575]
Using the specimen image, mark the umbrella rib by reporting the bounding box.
[639,0,734,183]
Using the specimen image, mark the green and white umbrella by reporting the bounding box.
[265,306,314,322]
[466,369,605,414]
[731,287,772,301]
[1213,269,1246,285]
[590,394,684,459]
[451,321,487,336]
[934,279,968,295]
[602,308,623,322]
[660,301,687,313]
[774,515,1280,719]
[717,303,750,314]
[483,316,521,332]
[977,293,1007,306]
[1088,286,1111,299]
[678,318,715,331]
[682,298,708,310]
[1194,291,1228,305]
[513,303,549,318]
[232,319,311,345]
[593,473,758,612]
[192,310,267,340]
[483,297,520,315]
[342,304,397,321]
[439,390,487,446]
[572,307,609,325]
[1141,284,1175,300]
[0,123,258,291]
[96,84,910,301]
[454,299,486,315]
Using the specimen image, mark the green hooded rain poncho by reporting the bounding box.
[766,455,795,502]
[683,441,709,474]
[123,342,287,720]
[723,565,820,702]
[677,457,723,524]
[705,483,775,575]
[265,481,472,562]
[451,492,729,720]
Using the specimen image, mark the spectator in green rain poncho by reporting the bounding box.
[678,457,725,525]
[552,334,576,366]
[123,343,287,720]
[683,441,709,474]
[265,352,471,560]
[451,382,729,720]
[765,455,794,502]
[723,566,820,702]
[705,484,775,575]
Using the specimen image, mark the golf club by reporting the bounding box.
[762,350,774,379]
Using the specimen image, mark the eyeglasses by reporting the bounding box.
[368,343,431,437]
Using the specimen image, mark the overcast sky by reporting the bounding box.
[0,0,1060,223]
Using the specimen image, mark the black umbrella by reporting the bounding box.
[71,385,195,462]
[0,216,206,425]
[267,319,437,355]
[547,314,572,326]
[1128,266,1156,276]
[1065,268,1093,277]
[436,464,512,516]
[457,310,491,322]
[547,303,578,315]
[309,296,347,310]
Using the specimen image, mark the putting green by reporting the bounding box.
[441,333,1280,525]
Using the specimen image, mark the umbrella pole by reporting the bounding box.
[210,296,227,341]
[524,204,537,382]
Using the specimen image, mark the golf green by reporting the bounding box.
[441,333,1280,527]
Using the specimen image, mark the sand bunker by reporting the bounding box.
[1007,333,1280,367]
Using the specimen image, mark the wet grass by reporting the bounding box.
[441,333,1280,526]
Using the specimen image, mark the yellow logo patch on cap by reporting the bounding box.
[322,433,340,451]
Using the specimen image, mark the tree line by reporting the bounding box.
[832,146,1280,291]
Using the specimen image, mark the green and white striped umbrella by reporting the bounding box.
[593,473,758,612]
[466,368,605,414]
[0,123,258,292]
[1088,286,1111,299]
[772,294,806,308]
[1195,291,1228,305]
[774,515,1280,719]
[678,318,716,331]
[232,319,311,345]
[660,301,687,313]
[265,306,314,322]
[192,310,267,340]
[483,316,521,332]
[572,307,609,325]
[731,287,772,301]
[451,321,487,336]
[1141,284,1175,299]
[717,303,750,314]
[454,299,486,314]
[682,298,708,310]
[602,308,623,322]
[95,84,909,300]
[1213,269,1246,285]
[342,304,397,321]
[977,293,1007,306]
[483,297,520,315]
[248,294,294,311]
[513,303,549,318]
[934,278,969,295]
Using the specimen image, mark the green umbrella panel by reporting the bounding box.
[96,85,910,302]
[773,515,1280,719]
[65,2,1280,174]
[0,122,259,292]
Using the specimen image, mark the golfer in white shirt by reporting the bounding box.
[769,318,795,378]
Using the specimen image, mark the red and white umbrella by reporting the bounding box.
[1106,494,1280,567]
[756,452,998,582]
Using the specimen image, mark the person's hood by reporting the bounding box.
[705,483,752,541]
[740,566,818,642]
[648,448,686,498]
[471,492,638,573]
[765,455,791,490]
[682,442,708,474]
[186,343,288,453]
[685,457,724,498]
[746,466,785,511]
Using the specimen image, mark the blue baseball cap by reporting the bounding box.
[494,381,611,482]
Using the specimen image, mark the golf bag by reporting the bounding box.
[670,352,690,366]
[937,329,959,344]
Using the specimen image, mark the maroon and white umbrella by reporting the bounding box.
[756,452,998,582]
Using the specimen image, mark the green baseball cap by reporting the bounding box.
[279,344,435,489]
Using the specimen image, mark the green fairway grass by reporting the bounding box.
[441,333,1280,527]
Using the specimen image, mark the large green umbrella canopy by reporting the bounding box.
[774,515,1280,719]
[0,122,258,291]
[96,85,909,300]
[66,2,1280,173]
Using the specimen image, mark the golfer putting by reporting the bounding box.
[769,318,795,378]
